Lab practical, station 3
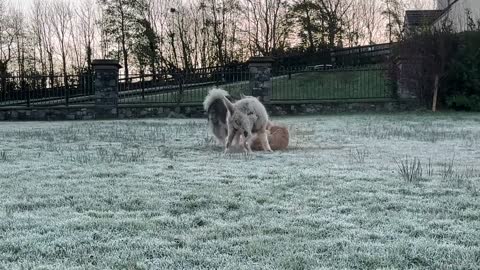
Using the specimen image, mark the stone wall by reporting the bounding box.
[0,107,96,121]
[0,100,418,121]
[249,57,274,102]
[92,59,121,119]
[268,101,417,115]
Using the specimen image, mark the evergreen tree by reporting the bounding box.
[133,17,160,76]
[292,0,322,51]
[98,0,142,81]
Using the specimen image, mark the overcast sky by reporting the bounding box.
[11,0,437,12]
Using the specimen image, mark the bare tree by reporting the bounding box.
[361,0,380,45]
[76,0,97,73]
[344,0,363,47]
[31,0,47,76]
[0,0,24,99]
[244,0,292,56]
[148,0,172,70]
[36,1,56,85]
[316,0,354,48]
[209,0,227,65]
[11,7,26,77]
[0,0,18,77]
[383,0,405,43]
[69,16,83,72]
[49,0,73,88]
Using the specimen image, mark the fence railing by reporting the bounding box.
[0,73,94,107]
[277,43,392,68]
[0,64,393,109]
[118,66,250,105]
[272,65,392,101]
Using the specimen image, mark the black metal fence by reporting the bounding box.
[118,66,250,105]
[0,64,393,109]
[272,65,392,101]
[0,73,94,107]
[277,43,392,68]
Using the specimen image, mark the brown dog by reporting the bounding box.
[251,123,289,151]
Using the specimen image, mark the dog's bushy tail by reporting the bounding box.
[204,88,231,144]
[203,88,230,111]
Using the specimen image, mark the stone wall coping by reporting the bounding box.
[92,59,122,69]
[0,105,96,111]
[248,56,275,64]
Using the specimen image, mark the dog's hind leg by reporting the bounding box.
[243,132,256,154]
[258,131,273,152]
[224,129,237,153]
[233,132,242,146]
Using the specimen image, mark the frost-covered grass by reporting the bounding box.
[1,112,480,269]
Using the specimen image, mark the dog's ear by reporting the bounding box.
[240,93,246,99]
[223,96,235,114]
[226,96,236,102]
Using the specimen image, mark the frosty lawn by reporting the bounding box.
[1,112,480,269]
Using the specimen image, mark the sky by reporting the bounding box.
[12,0,438,11]
[9,0,34,9]
[8,0,81,11]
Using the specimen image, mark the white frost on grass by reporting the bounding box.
[0,112,479,269]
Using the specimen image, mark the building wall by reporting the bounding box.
[435,0,480,32]
[437,0,453,10]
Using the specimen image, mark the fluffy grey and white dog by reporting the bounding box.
[222,95,272,153]
[203,89,272,153]
[203,88,231,144]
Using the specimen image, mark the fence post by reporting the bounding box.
[65,79,69,106]
[248,56,274,103]
[24,80,30,108]
[92,59,122,119]
[140,70,145,100]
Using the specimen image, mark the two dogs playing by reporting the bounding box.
[203,88,289,153]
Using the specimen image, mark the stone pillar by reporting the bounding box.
[248,56,274,103]
[92,59,122,119]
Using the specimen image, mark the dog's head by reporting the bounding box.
[223,97,253,133]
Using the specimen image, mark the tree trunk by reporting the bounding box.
[305,8,315,52]
[86,45,92,73]
[121,35,129,82]
[62,47,68,87]
[432,74,439,112]
[0,62,8,100]
[48,52,54,87]
[119,4,129,82]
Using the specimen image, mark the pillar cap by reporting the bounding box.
[92,59,122,69]
[248,56,275,64]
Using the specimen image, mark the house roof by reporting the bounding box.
[405,10,446,28]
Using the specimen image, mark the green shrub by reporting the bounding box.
[443,31,480,111]
[447,95,480,111]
